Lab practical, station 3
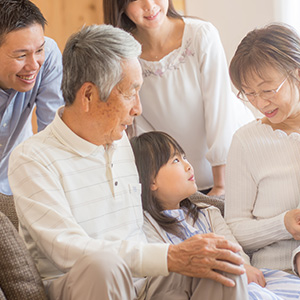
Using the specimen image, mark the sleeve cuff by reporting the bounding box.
[278,212,294,239]
[142,243,170,277]
[292,247,300,276]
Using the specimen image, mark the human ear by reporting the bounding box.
[80,82,97,112]
[150,179,158,191]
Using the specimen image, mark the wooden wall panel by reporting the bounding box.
[32,0,103,51]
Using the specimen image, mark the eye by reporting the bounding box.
[172,158,179,163]
[128,93,137,100]
[16,54,26,59]
[118,86,138,101]
[123,93,137,102]
[244,92,255,96]
[261,90,274,95]
[36,48,44,54]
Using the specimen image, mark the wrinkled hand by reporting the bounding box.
[167,233,245,287]
[284,209,300,240]
[244,264,266,287]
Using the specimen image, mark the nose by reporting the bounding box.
[130,93,142,117]
[254,96,271,110]
[184,160,192,172]
[143,0,155,11]
[24,54,40,71]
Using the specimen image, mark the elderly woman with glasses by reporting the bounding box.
[225,23,300,280]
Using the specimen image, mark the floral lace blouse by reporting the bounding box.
[136,18,254,190]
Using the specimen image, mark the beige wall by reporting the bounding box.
[185,0,300,64]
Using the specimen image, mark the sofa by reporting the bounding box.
[0,193,47,300]
[0,192,224,300]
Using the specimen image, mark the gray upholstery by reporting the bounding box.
[189,191,225,216]
[0,194,47,300]
[0,193,18,229]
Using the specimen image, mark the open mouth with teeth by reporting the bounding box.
[265,108,278,118]
[145,10,160,20]
[17,74,36,81]
[266,108,277,114]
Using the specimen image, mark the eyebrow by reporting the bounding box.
[12,41,45,54]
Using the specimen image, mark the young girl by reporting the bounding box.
[130,131,300,300]
[104,0,254,196]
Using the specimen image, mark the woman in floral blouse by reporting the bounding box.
[103,0,254,196]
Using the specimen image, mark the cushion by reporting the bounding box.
[189,191,225,216]
[0,211,47,299]
[0,194,18,229]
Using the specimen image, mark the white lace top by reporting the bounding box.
[136,18,254,190]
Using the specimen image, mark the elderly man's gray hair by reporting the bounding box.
[62,24,142,105]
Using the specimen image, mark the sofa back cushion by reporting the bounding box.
[0,194,18,229]
[0,194,47,300]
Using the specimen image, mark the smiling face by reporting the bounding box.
[125,0,169,30]
[0,23,45,92]
[242,68,300,128]
[151,150,197,210]
[89,58,143,145]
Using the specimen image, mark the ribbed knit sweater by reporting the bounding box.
[225,120,300,270]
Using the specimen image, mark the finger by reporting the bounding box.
[252,276,265,287]
[260,277,266,287]
[206,270,237,287]
[199,232,225,240]
[212,259,246,275]
[256,275,266,287]
[214,248,244,266]
[215,238,243,253]
[189,246,244,268]
[257,271,266,287]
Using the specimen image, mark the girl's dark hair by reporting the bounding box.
[103,0,182,32]
[130,131,199,237]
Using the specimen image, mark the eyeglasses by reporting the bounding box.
[237,76,289,102]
